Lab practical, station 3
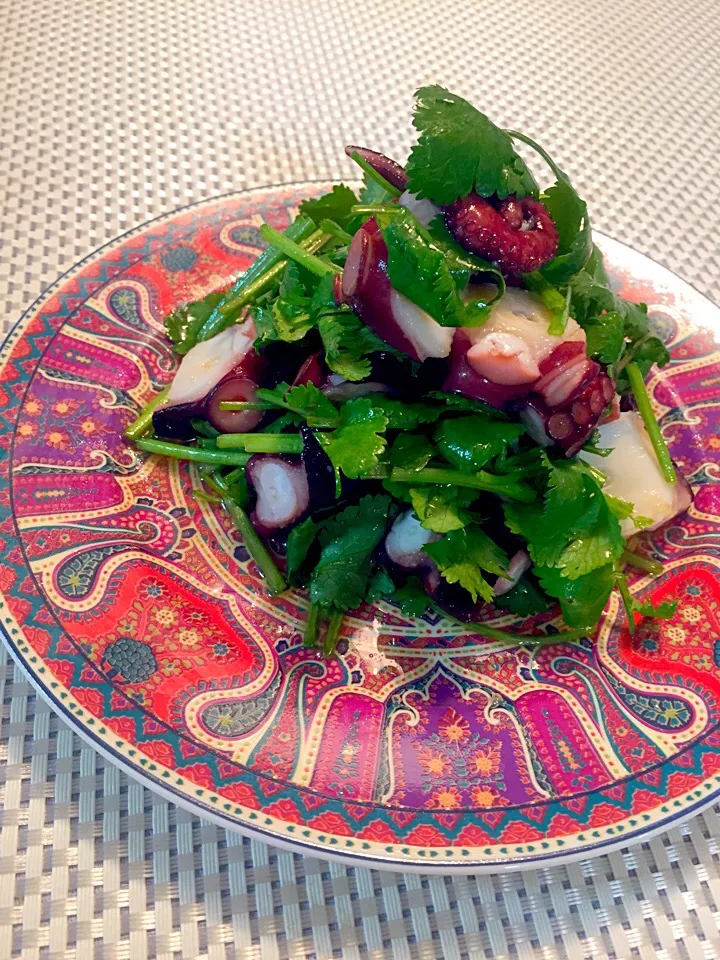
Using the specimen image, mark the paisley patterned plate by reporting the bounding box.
[2,183,720,873]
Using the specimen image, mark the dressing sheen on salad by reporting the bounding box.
[125,86,693,656]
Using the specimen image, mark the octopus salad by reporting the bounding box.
[126,87,691,655]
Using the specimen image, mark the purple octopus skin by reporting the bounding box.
[300,424,336,511]
[344,145,408,192]
[445,194,559,275]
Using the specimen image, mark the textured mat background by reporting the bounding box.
[1,0,720,957]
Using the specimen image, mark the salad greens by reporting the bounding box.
[124,85,683,657]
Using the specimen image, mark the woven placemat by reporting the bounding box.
[1,0,720,956]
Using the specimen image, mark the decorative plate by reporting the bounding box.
[2,182,720,873]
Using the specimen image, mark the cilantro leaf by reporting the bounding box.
[507,130,592,284]
[425,526,508,603]
[299,184,358,230]
[253,262,315,345]
[165,291,225,354]
[366,568,395,602]
[569,269,670,379]
[615,336,670,387]
[255,381,339,425]
[493,575,551,617]
[604,494,635,522]
[427,391,511,418]
[539,175,592,283]
[379,208,495,328]
[359,178,392,205]
[615,573,678,630]
[435,415,525,472]
[409,487,470,533]
[523,272,571,336]
[584,310,625,365]
[634,599,678,619]
[309,273,391,382]
[365,396,443,430]
[406,85,538,205]
[536,563,616,628]
[318,309,386,381]
[309,495,391,610]
[556,495,624,578]
[323,398,388,479]
[504,457,625,576]
[393,577,431,617]
[388,434,434,471]
[286,516,319,583]
[585,245,610,284]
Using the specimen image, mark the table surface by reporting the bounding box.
[2,0,720,957]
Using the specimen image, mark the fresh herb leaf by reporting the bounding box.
[409,486,471,533]
[253,263,316,345]
[389,434,434,471]
[359,173,394,205]
[508,130,592,284]
[435,415,525,472]
[494,575,551,616]
[407,85,538,205]
[378,208,495,327]
[366,396,443,430]
[393,577,431,617]
[309,273,391,382]
[309,495,391,610]
[425,526,509,603]
[323,398,388,479]
[584,310,625,365]
[299,184,359,230]
[504,457,624,576]
[286,516,320,583]
[165,291,225,354]
[634,598,678,619]
[537,563,616,628]
[540,175,593,283]
[604,494,635,522]
[569,269,670,378]
[255,381,339,425]
[615,572,678,632]
[616,336,670,386]
[585,245,610,284]
[523,273,571,335]
[318,309,386,381]
[428,390,511,418]
[366,568,395,602]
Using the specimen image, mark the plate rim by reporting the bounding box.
[2,182,720,873]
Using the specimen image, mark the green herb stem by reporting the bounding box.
[318,219,353,244]
[259,224,342,278]
[625,362,676,484]
[216,228,331,321]
[192,489,221,504]
[348,151,403,199]
[615,574,636,635]
[322,610,345,657]
[124,387,170,441]
[350,204,402,217]
[196,217,316,337]
[390,466,536,503]
[303,602,322,648]
[622,549,663,576]
[218,401,274,411]
[432,603,591,644]
[135,438,250,466]
[216,433,304,454]
[221,495,287,595]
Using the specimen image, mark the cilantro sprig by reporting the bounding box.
[406,85,538,204]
